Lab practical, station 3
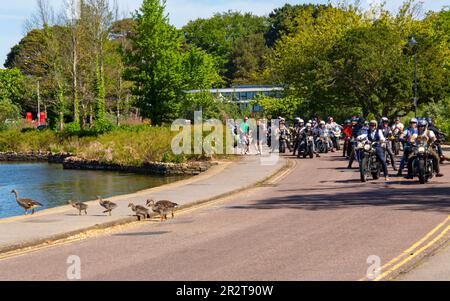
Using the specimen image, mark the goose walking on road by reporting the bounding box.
[128,203,150,221]
[146,199,178,221]
[98,196,118,216]
[69,200,88,216]
[10,189,43,215]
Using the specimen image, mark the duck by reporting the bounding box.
[98,196,118,216]
[69,200,88,216]
[146,199,178,221]
[128,203,150,221]
[10,189,43,215]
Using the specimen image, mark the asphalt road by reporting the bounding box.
[0,153,449,280]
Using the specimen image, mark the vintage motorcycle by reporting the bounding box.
[298,134,315,159]
[316,131,329,154]
[358,139,382,183]
[410,140,436,184]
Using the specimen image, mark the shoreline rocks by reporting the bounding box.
[62,156,215,175]
[0,152,215,176]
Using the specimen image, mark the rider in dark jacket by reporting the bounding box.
[361,120,389,180]
[380,117,397,171]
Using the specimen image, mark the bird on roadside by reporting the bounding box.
[69,200,88,216]
[128,203,151,221]
[98,196,118,216]
[146,199,178,221]
[10,189,43,215]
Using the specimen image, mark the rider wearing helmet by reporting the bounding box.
[358,120,389,180]
[292,118,305,156]
[348,117,366,169]
[299,122,320,157]
[397,118,419,176]
[343,119,353,158]
[380,117,397,171]
[405,119,443,178]
[426,117,448,163]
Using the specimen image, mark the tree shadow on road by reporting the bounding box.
[229,186,450,213]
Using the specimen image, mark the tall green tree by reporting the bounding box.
[182,11,268,84]
[124,0,185,124]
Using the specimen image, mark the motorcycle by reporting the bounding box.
[330,127,342,151]
[391,128,402,155]
[358,139,382,183]
[298,135,315,159]
[410,140,435,184]
[316,132,329,154]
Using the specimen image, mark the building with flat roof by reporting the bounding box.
[184,85,284,113]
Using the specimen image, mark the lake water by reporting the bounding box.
[0,163,187,219]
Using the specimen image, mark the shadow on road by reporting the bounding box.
[229,186,450,213]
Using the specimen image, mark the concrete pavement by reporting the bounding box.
[0,153,448,280]
[0,155,287,254]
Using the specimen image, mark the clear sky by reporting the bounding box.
[0,0,448,66]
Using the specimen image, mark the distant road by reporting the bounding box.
[0,154,448,280]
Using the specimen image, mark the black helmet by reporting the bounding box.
[418,119,428,128]
[358,117,365,124]
[426,117,433,126]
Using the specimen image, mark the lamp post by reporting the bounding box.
[408,36,418,118]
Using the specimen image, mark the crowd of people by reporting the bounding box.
[232,115,448,182]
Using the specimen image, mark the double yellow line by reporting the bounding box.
[364,216,450,281]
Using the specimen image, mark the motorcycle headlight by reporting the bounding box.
[364,144,371,151]
[418,146,425,153]
[357,143,364,149]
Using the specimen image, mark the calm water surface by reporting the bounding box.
[0,163,187,218]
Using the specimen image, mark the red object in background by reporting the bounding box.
[26,112,32,121]
[40,112,46,123]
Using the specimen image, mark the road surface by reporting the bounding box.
[0,153,448,280]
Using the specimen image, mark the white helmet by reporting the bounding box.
[306,123,312,128]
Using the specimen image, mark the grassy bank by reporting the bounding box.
[0,126,203,165]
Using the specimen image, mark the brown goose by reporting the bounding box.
[146,199,178,221]
[128,203,150,221]
[98,196,117,216]
[69,200,88,216]
[11,189,43,215]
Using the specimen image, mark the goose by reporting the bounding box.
[98,196,118,216]
[128,203,150,220]
[146,199,178,221]
[10,189,43,215]
[69,200,88,216]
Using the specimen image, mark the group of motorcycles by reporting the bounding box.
[273,117,446,185]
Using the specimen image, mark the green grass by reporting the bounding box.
[0,126,228,165]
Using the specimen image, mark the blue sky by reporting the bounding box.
[0,0,448,66]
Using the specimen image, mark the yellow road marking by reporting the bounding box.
[374,224,450,281]
[377,216,449,271]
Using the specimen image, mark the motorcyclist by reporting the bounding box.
[299,123,320,158]
[279,120,291,153]
[380,117,397,171]
[326,117,342,152]
[314,121,329,152]
[405,119,443,179]
[426,117,448,164]
[342,119,353,158]
[358,120,390,181]
[292,118,305,156]
[348,117,368,168]
[391,117,405,134]
[397,118,418,176]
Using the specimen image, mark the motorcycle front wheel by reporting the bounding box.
[360,156,369,183]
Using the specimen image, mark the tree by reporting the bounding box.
[0,69,24,124]
[182,11,268,84]
[230,33,269,85]
[124,0,184,124]
[265,3,329,47]
[268,1,449,120]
